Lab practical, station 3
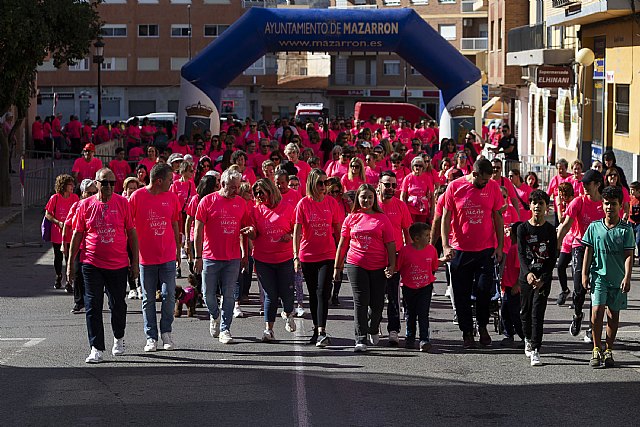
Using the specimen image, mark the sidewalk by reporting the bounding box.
[0,173,25,231]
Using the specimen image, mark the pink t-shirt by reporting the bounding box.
[569,175,585,196]
[293,160,311,189]
[249,201,295,264]
[170,179,196,211]
[494,176,519,218]
[502,204,518,250]
[341,211,395,270]
[46,193,80,244]
[195,192,250,261]
[185,194,201,241]
[128,146,144,162]
[294,196,343,263]
[392,166,411,187]
[396,243,438,289]
[242,167,257,185]
[379,196,412,249]
[326,161,348,178]
[74,194,134,269]
[167,141,193,156]
[340,175,366,192]
[66,120,81,139]
[565,195,605,248]
[444,176,503,252]
[126,126,141,145]
[400,173,434,216]
[72,157,103,182]
[109,159,132,194]
[281,188,302,207]
[63,201,80,244]
[514,182,533,221]
[560,229,575,254]
[547,174,573,210]
[138,157,157,173]
[501,244,520,288]
[365,166,380,185]
[129,188,181,265]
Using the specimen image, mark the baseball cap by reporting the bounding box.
[360,141,372,148]
[581,169,603,184]
[183,154,194,164]
[167,153,184,165]
[83,143,95,152]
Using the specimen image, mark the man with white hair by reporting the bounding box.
[194,169,250,344]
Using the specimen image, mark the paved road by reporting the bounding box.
[1,209,640,426]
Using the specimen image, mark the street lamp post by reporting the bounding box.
[93,39,105,126]
[403,61,408,103]
[187,5,192,60]
[576,47,595,162]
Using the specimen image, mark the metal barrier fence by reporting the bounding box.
[482,151,557,191]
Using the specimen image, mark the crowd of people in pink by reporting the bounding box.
[43,115,636,368]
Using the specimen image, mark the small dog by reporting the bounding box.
[174,282,197,318]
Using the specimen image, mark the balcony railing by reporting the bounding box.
[552,0,579,7]
[242,0,278,8]
[330,74,377,86]
[461,0,476,12]
[507,23,545,53]
[460,37,488,50]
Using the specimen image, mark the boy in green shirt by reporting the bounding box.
[581,186,635,368]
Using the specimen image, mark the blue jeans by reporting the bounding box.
[255,259,295,322]
[235,256,254,301]
[140,261,176,341]
[203,258,240,332]
[82,264,128,351]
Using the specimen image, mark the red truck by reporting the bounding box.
[354,102,432,124]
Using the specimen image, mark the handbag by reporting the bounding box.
[41,217,52,242]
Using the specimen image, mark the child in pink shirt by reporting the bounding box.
[396,222,443,351]
[500,221,524,347]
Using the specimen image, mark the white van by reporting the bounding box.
[295,103,325,123]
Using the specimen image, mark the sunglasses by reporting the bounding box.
[86,191,98,196]
[270,158,280,162]
[316,180,327,187]
[382,182,397,189]
[341,153,352,157]
[350,164,361,168]
[261,144,270,148]
[413,165,424,169]
[392,161,402,165]
[330,190,342,195]
[97,179,116,187]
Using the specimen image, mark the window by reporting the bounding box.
[138,0,158,3]
[171,25,191,38]
[171,57,189,70]
[439,0,456,3]
[37,61,56,72]
[102,0,127,3]
[299,67,308,76]
[101,24,127,37]
[439,24,456,40]
[69,58,90,71]
[411,0,429,4]
[204,24,230,38]
[615,84,629,134]
[383,0,401,5]
[411,67,421,75]
[137,57,159,71]
[101,57,127,71]
[129,100,156,117]
[245,56,266,74]
[171,0,191,3]
[497,18,503,49]
[383,60,400,75]
[168,100,180,114]
[103,99,121,117]
[138,24,159,37]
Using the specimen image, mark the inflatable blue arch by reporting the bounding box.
[179,7,481,141]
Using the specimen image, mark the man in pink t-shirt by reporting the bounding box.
[67,168,139,364]
[491,158,520,219]
[442,158,505,349]
[108,147,132,194]
[378,171,412,346]
[276,170,302,207]
[168,135,193,156]
[194,169,250,345]
[130,163,181,352]
[72,143,103,185]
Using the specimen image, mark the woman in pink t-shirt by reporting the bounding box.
[45,174,79,292]
[605,167,630,219]
[293,169,344,347]
[334,184,396,352]
[325,146,350,178]
[341,157,366,192]
[400,156,435,223]
[242,179,297,342]
[139,145,158,174]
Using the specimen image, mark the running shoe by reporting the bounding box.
[209,314,220,338]
[388,331,399,347]
[161,332,175,351]
[444,285,452,298]
[603,349,615,368]
[136,286,143,299]
[308,330,318,345]
[419,340,432,353]
[368,334,380,346]
[128,289,137,300]
[112,338,125,356]
[85,347,103,364]
[590,347,602,368]
[452,314,458,325]
[316,334,330,348]
[285,314,296,332]
[262,329,275,342]
[463,332,477,350]
[354,343,368,352]
[331,294,340,306]
[144,338,157,352]
[181,248,188,259]
[500,336,514,347]
[478,327,492,347]
[570,313,583,337]
[219,330,234,344]
[233,306,244,318]
[530,349,542,366]
[524,338,533,357]
[583,328,593,343]
[64,282,73,294]
[556,289,570,306]
[70,304,84,314]
[295,306,306,317]
[53,275,62,289]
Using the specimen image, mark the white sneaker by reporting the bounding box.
[432,288,438,297]
[181,248,188,259]
[368,334,380,346]
[209,314,220,338]
[161,332,175,351]
[388,331,399,346]
[280,310,288,320]
[219,330,234,344]
[112,337,125,356]
[262,329,275,342]
[354,343,368,352]
[144,338,157,352]
[295,306,306,317]
[524,338,533,357]
[444,285,452,298]
[233,306,244,318]
[127,289,137,300]
[85,347,103,363]
[530,349,542,366]
[136,286,143,299]
[285,313,297,332]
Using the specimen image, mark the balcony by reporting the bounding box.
[472,0,488,11]
[547,0,640,26]
[506,24,574,66]
[329,74,377,86]
[242,0,278,8]
[460,37,488,51]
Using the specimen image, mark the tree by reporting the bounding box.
[0,0,102,206]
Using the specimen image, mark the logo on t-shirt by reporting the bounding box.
[147,209,168,237]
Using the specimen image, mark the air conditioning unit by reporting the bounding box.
[463,19,473,27]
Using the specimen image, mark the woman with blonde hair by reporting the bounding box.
[340,156,366,192]
[400,156,435,223]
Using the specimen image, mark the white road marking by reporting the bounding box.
[0,338,46,365]
[293,318,310,427]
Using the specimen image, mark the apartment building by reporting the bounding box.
[327,0,489,120]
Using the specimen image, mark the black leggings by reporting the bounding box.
[301,260,334,329]
[557,251,572,293]
[52,243,64,276]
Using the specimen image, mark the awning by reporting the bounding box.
[482,96,509,118]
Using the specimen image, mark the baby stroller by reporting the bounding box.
[491,259,504,335]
